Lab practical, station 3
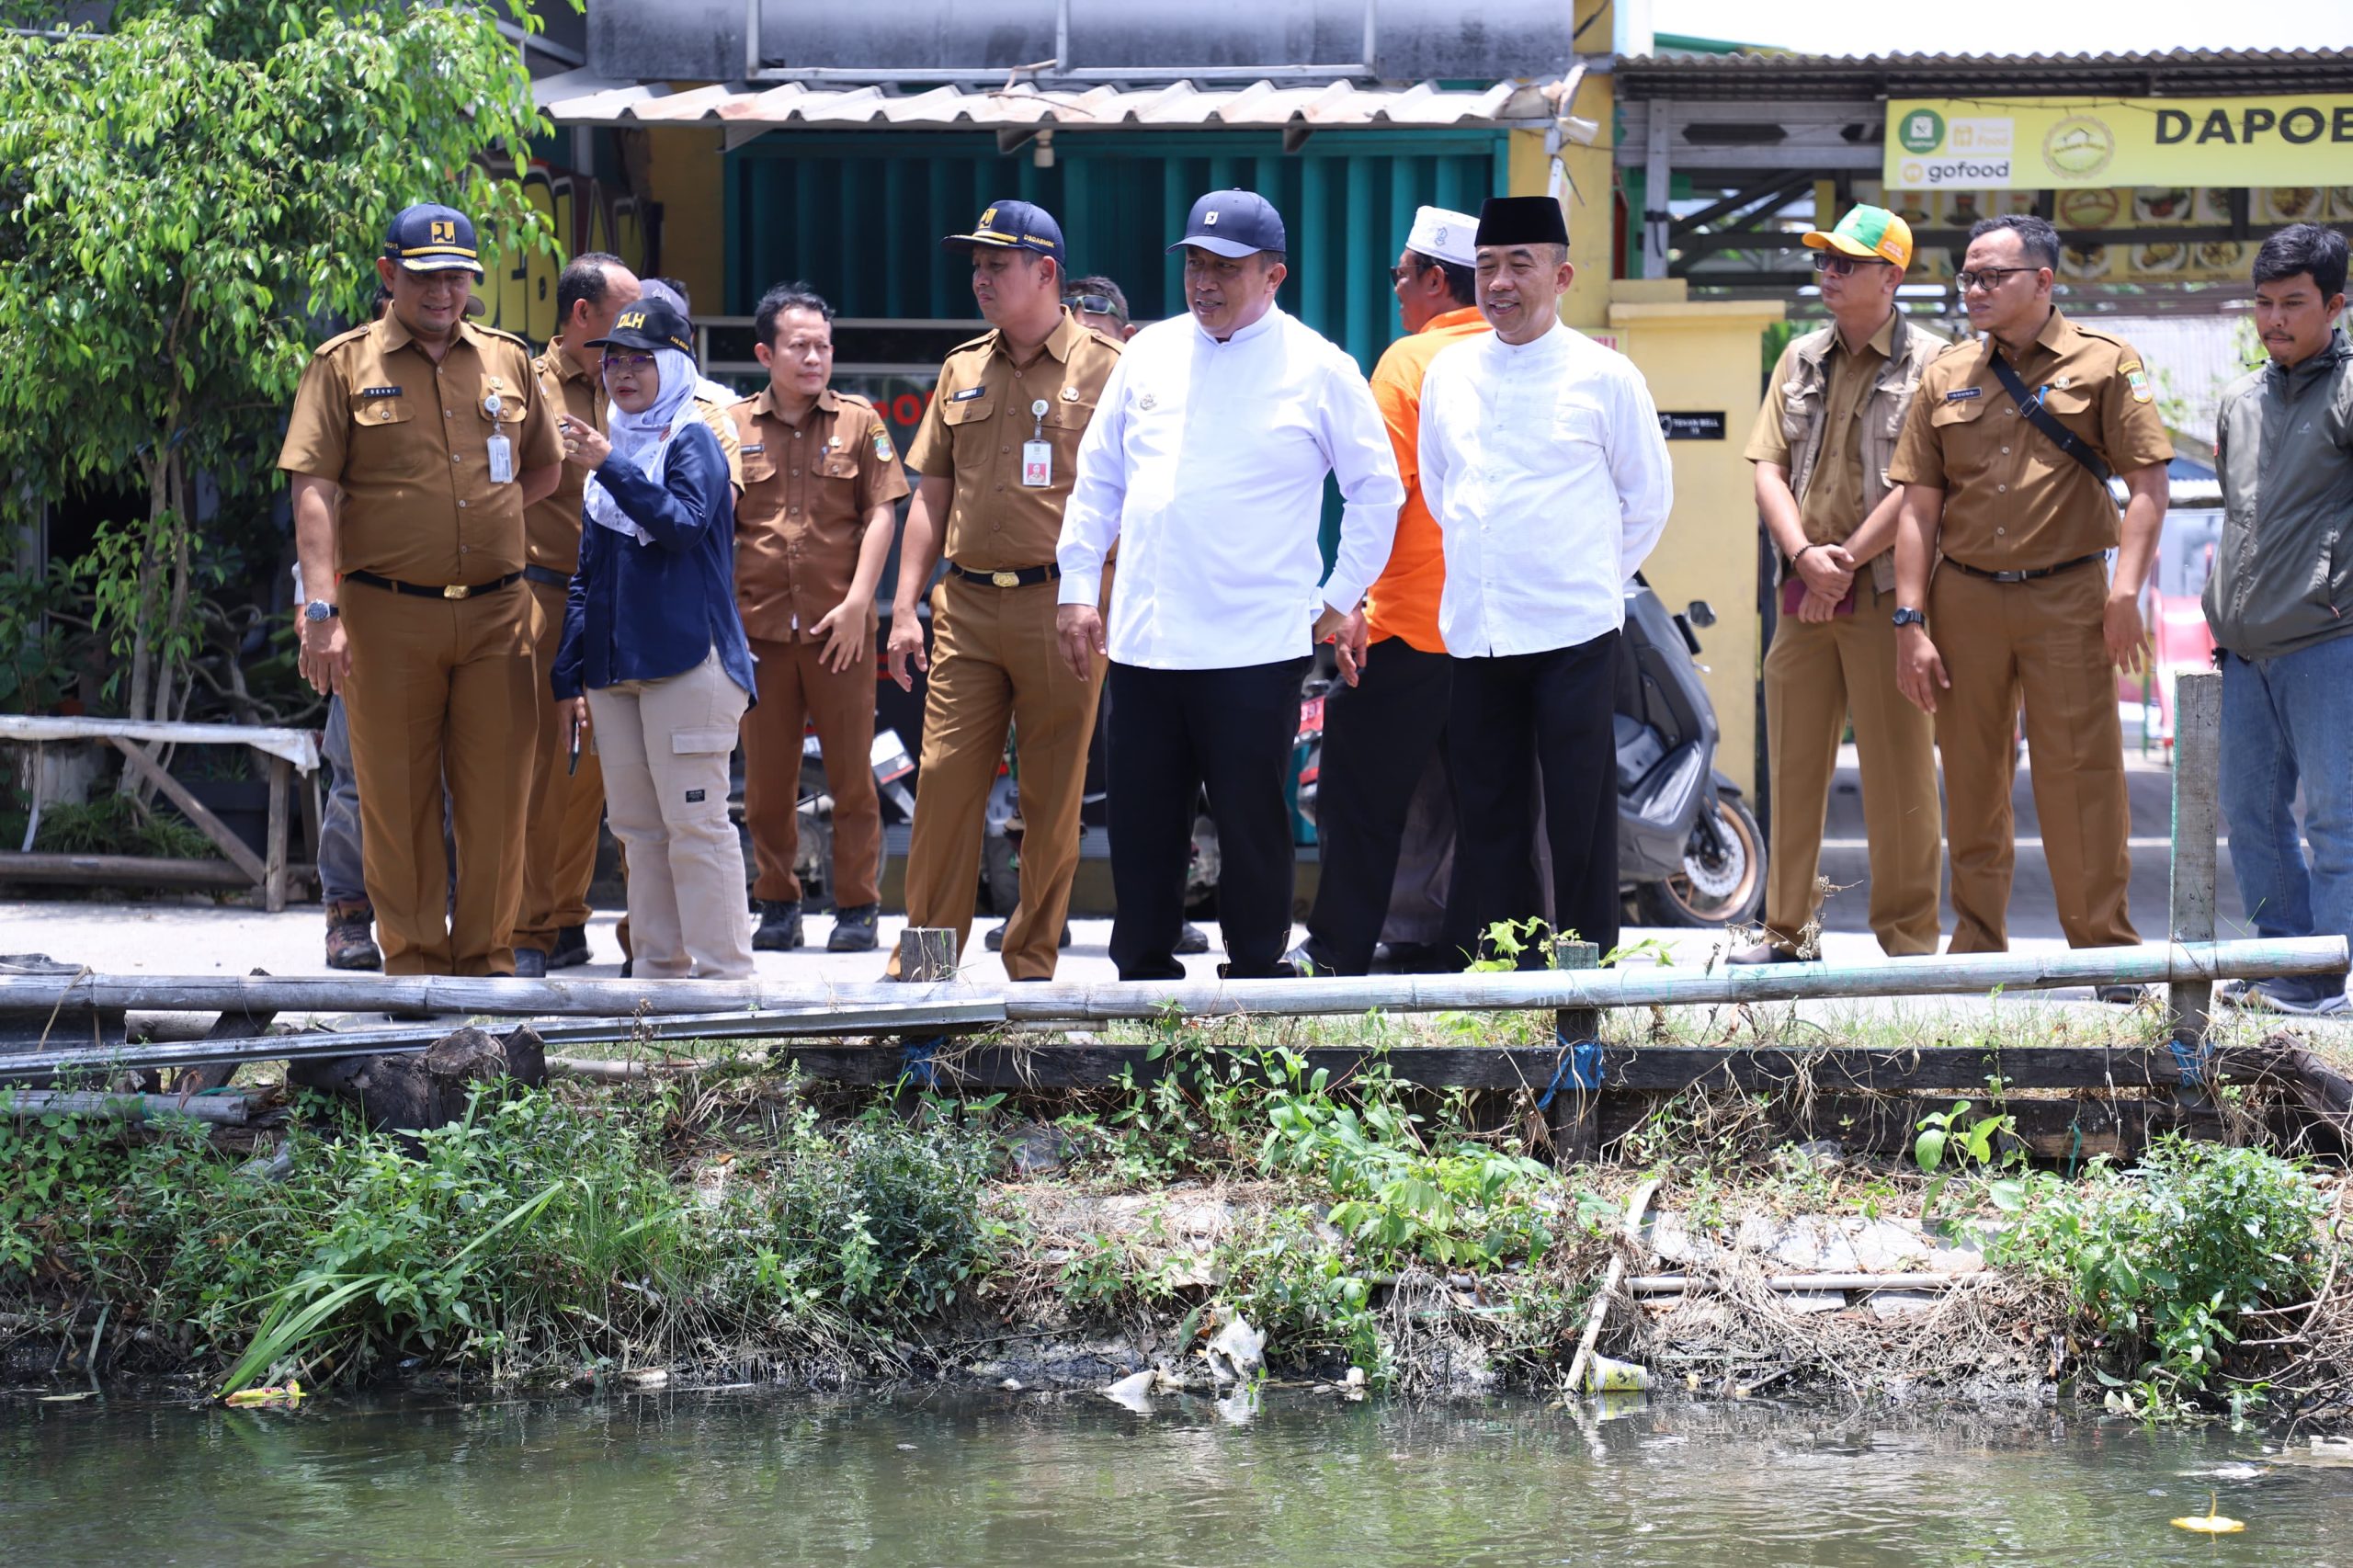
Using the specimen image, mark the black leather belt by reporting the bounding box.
[947,562,1059,588]
[346,569,523,601]
[1944,552,2104,585]
[522,564,570,589]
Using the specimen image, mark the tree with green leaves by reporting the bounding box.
[0,1,557,724]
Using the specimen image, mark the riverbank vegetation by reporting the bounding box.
[3,1014,2348,1427]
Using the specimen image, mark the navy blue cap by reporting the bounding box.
[382,203,483,275]
[941,199,1066,269]
[1168,189,1286,259]
[585,301,696,360]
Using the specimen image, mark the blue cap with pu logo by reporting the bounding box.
[941,199,1067,270]
[1169,189,1286,259]
[382,203,483,275]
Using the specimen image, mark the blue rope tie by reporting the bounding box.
[2166,1037,2210,1089]
[1535,1028,1604,1111]
[900,1034,944,1091]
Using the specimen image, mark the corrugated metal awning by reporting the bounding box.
[537,70,1561,142]
[1615,47,2353,101]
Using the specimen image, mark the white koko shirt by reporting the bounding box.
[1058,304,1404,670]
[1417,320,1675,657]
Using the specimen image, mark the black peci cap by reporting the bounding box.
[1473,196,1570,249]
[585,301,696,359]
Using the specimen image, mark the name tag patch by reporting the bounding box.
[742,443,765,456]
[949,386,987,402]
[360,386,402,399]
[1945,387,1982,402]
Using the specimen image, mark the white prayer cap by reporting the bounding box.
[1404,206,1480,269]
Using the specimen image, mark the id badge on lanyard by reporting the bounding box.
[484,392,514,483]
[1020,399,1051,488]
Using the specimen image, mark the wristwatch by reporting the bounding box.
[1891,607,1927,630]
[303,599,338,623]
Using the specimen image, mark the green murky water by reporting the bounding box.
[4,1386,2348,1565]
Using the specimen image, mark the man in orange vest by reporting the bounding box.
[1293,207,1490,975]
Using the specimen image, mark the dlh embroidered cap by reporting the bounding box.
[1405,206,1480,268]
[1169,189,1287,259]
[585,301,697,360]
[382,203,484,275]
[1802,204,1914,269]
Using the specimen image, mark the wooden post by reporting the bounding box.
[2168,669,2222,1063]
[263,755,291,913]
[1549,939,1602,1165]
[106,736,267,888]
[893,927,958,983]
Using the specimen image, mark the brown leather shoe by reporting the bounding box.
[1725,941,1802,966]
[324,901,382,971]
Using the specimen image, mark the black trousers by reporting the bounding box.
[1443,631,1621,966]
[1303,637,1453,974]
[1108,657,1310,981]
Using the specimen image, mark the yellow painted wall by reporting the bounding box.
[1607,290,1786,797]
[643,125,725,312]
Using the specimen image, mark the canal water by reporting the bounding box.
[4,1386,2347,1565]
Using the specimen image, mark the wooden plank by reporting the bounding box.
[0,853,316,891]
[263,756,291,913]
[2168,669,2222,1049]
[1598,1091,2220,1161]
[107,737,267,887]
[894,927,958,983]
[0,714,320,772]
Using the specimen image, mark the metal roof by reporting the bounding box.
[535,70,1560,140]
[1615,47,2353,101]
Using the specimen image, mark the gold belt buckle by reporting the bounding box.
[442,584,471,600]
[990,570,1020,588]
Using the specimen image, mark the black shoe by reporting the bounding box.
[547,924,591,970]
[827,903,880,952]
[1173,923,1211,955]
[1286,940,1341,977]
[984,921,1072,951]
[620,958,633,980]
[2096,983,2148,1006]
[511,946,549,979]
[1218,958,1301,981]
[1726,941,1803,966]
[753,900,804,951]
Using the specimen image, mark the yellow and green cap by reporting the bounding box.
[1802,204,1912,270]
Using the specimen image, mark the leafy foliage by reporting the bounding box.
[1992,1135,2327,1415]
[0,2,555,721]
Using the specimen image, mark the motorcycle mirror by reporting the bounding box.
[1685,599,1717,629]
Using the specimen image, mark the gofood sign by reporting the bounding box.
[1885,96,2353,190]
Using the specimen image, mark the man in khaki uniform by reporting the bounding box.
[1892,213,2173,963]
[283,203,563,976]
[732,282,910,953]
[1734,206,1944,964]
[885,200,1123,980]
[514,251,641,977]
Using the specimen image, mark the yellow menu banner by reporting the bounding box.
[1884,97,2353,190]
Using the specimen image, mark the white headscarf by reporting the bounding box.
[585,346,702,546]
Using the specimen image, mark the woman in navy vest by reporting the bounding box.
[552,301,758,979]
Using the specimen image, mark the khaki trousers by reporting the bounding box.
[1760,579,1943,956]
[586,649,755,980]
[1929,562,2137,952]
[742,634,882,908]
[338,579,533,976]
[898,574,1105,980]
[516,578,606,950]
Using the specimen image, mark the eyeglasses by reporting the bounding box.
[1956,266,2039,293]
[1811,253,1894,278]
[600,352,657,373]
[1063,293,1124,323]
[1388,263,1415,286]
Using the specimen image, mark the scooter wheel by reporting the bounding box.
[1636,790,1766,927]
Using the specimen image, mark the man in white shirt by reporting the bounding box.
[1419,195,1675,967]
[1057,189,1404,981]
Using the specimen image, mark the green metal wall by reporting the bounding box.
[723,130,1509,373]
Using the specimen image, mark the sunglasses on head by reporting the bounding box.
[1063,292,1124,323]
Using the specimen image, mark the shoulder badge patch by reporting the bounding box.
[872,426,896,462]
[1945,386,1981,401]
[2124,365,2154,403]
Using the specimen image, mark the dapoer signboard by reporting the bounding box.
[1884,97,2353,190]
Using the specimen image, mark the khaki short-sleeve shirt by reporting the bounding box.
[1745,316,1894,546]
[1888,308,2174,571]
[731,386,912,642]
[524,336,604,576]
[278,314,561,585]
[904,310,1122,572]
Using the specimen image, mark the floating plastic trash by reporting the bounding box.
[1585,1356,1652,1394]
[2170,1493,2245,1534]
[222,1381,302,1408]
